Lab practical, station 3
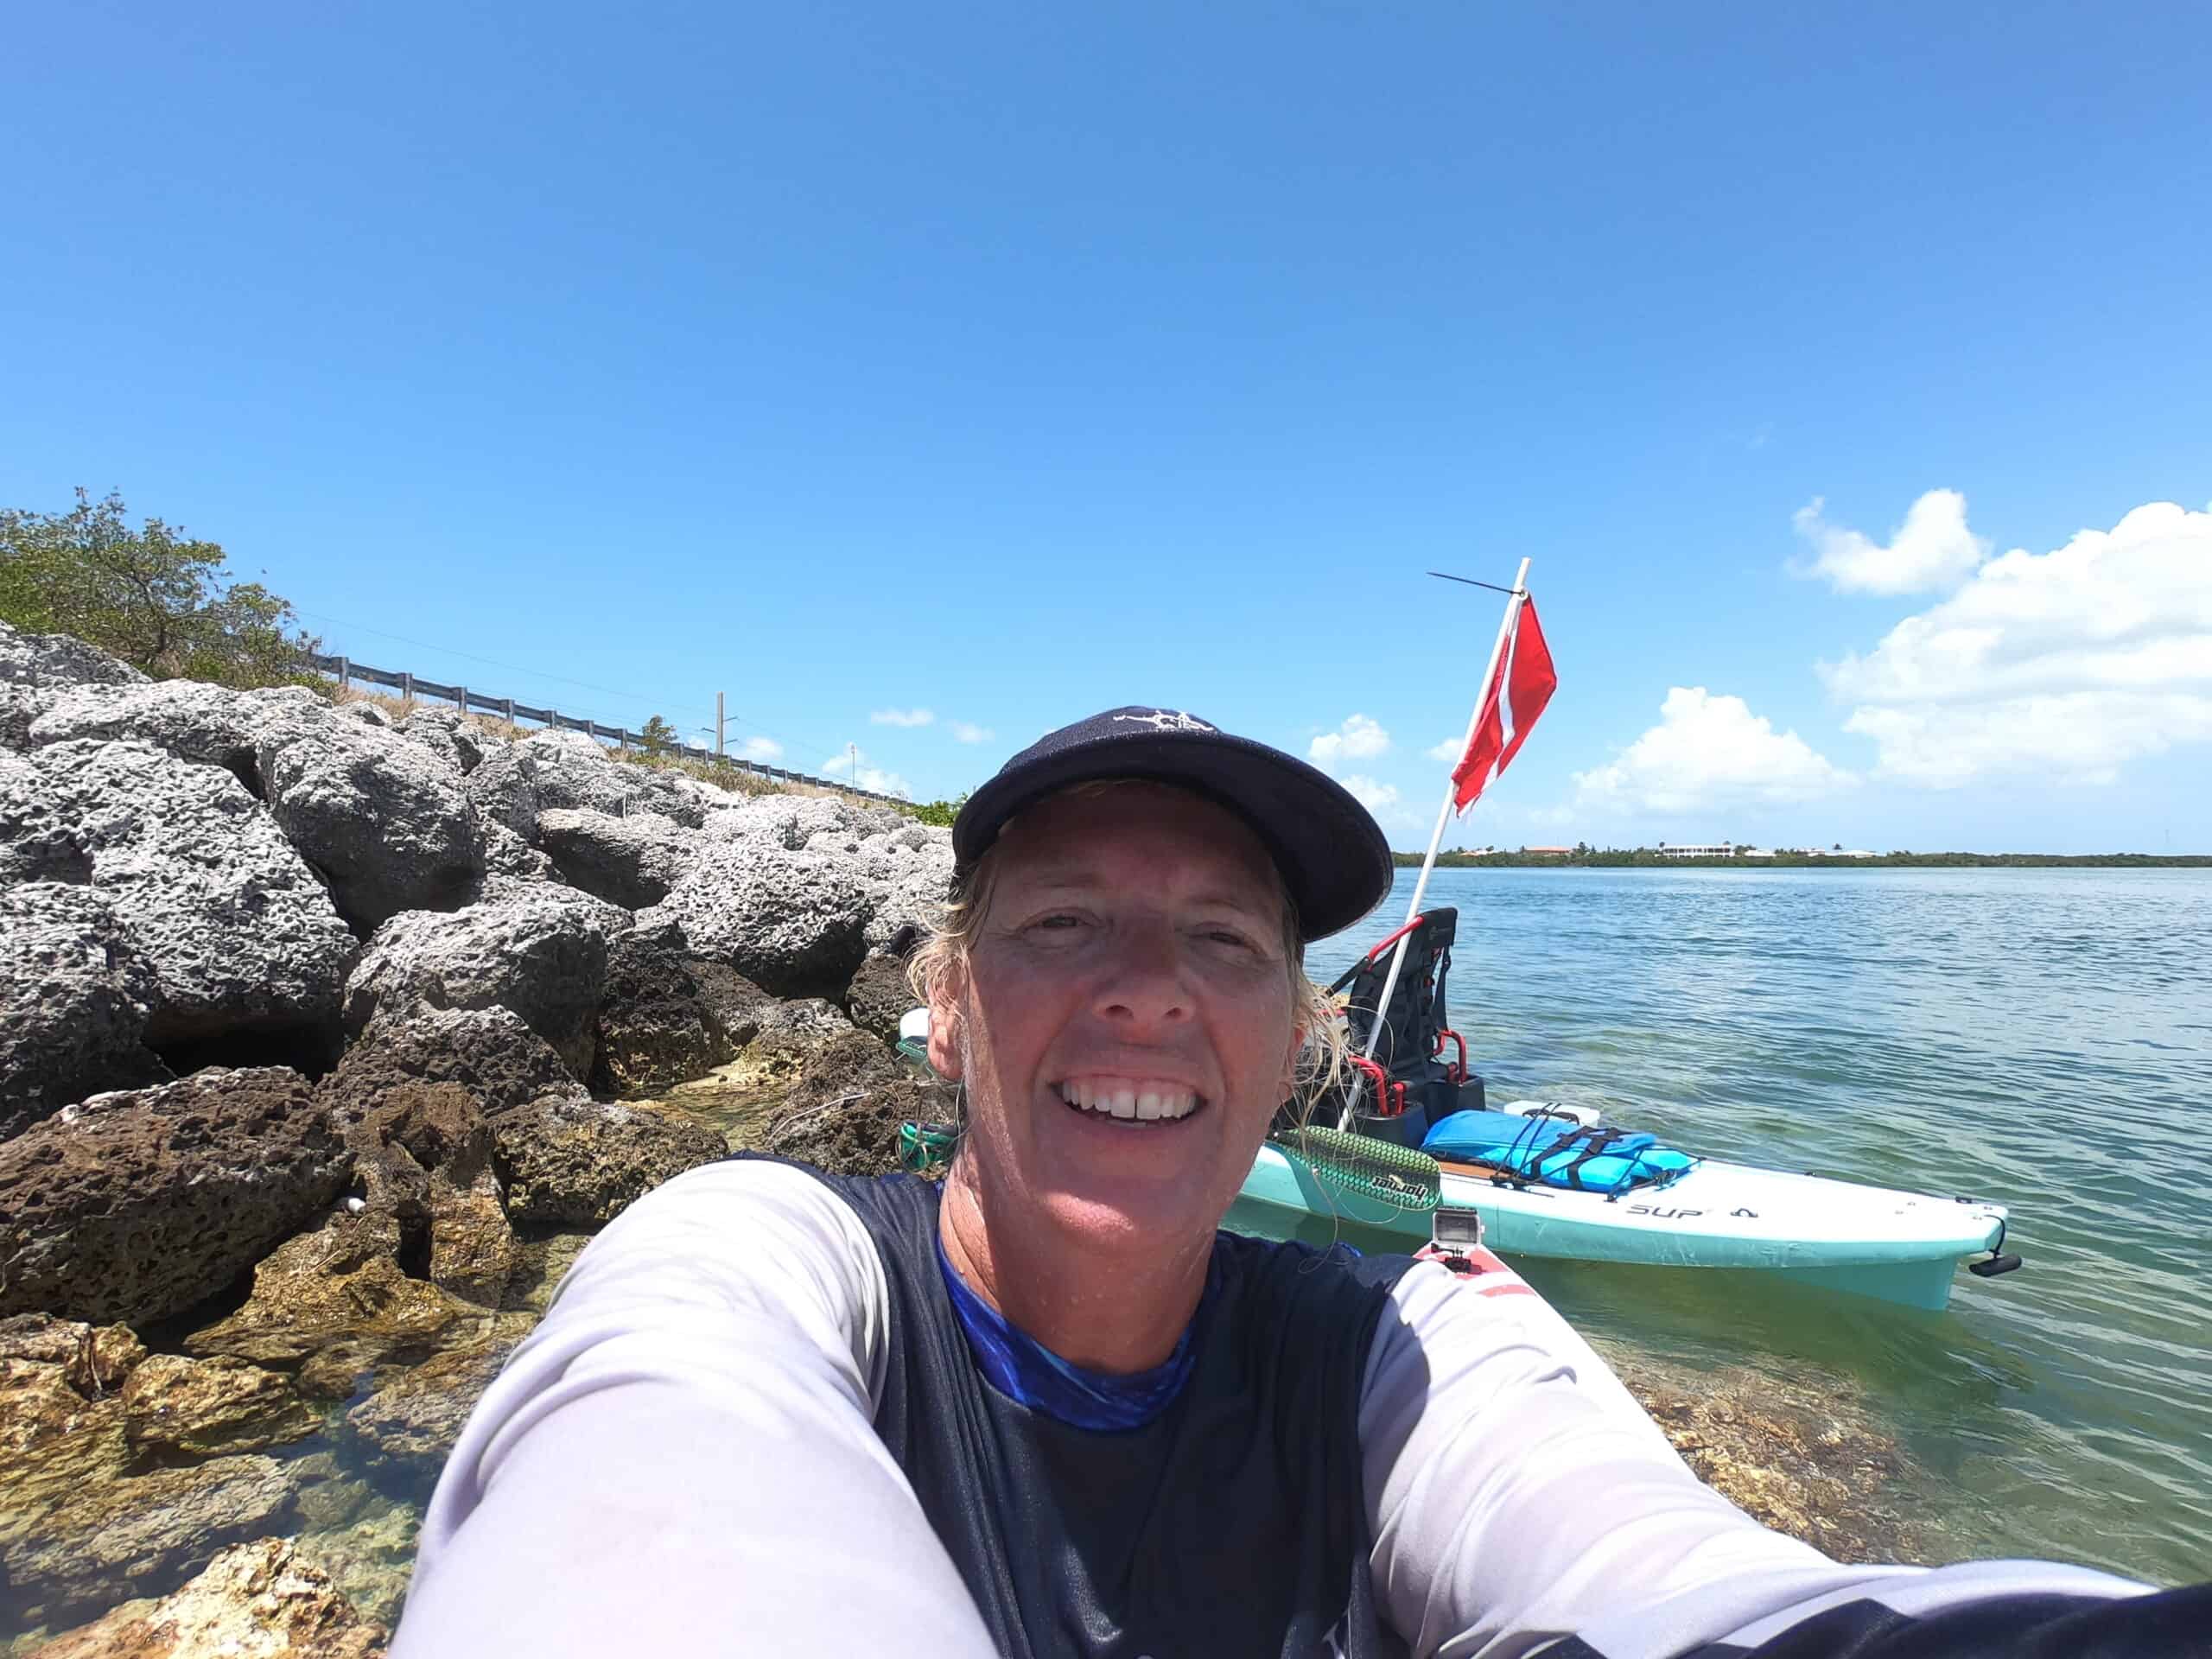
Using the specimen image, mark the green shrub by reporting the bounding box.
[1,489,320,690]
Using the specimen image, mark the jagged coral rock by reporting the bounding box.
[25,741,355,1049]
[534,807,696,910]
[180,1211,485,1400]
[3,1446,302,1632]
[842,948,918,1046]
[23,1535,387,1659]
[0,621,147,690]
[342,1335,516,1478]
[759,1031,941,1180]
[0,881,168,1141]
[0,1068,351,1327]
[492,1096,726,1225]
[342,887,617,1082]
[639,840,868,999]
[0,1314,148,1396]
[593,919,740,1097]
[0,750,91,884]
[257,717,485,931]
[316,1007,584,1123]
[120,1354,322,1460]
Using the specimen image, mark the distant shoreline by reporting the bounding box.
[1390,851,2212,869]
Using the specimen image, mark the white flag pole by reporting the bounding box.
[1338,556,1531,1128]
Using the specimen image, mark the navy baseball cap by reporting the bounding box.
[951,706,1395,943]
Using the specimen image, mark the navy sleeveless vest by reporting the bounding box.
[803,1167,1416,1659]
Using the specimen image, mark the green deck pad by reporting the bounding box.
[1272,1124,1443,1213]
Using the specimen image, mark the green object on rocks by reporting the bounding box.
[1272,1124,1442,1213]
[898,1121,958,1174]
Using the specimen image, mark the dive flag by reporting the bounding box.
[1450,597,1556,811]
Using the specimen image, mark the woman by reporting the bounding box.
[396,709,2197,1658]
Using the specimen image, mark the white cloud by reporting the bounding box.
[821,745,912,798]
[1338,774,1401,814]
[1425,736,1463,764]
[1819,500,2212,785]
[869,708,935,728]
[949,721,994,744]
[740,736,783,763]
[1793,489,1988,595]
[1309,714,1391,770]
[1573,687,1856,815]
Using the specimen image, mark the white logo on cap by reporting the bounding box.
[1111,709,1216,734]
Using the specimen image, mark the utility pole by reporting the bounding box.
[849,742,859,791]
[715,691,725,758]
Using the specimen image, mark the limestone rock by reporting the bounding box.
[0,622,147,690]
[477,817,558,883]
[0,683,56,749]
[535,806,696,909]
[699,794,856,849]
[0,750,91,883]
[593,919,739,1096]
[0,1314,148,1395]
[181,1212,481,1399]
[686,959,774,1048]
[861,841,955,951]
[0,1068,352,1327]
[337,699,391,728]
[759,995,858,1042]
[725,1013,862,1106]
[22,1535,389,1659]
[342,887,617,1081]
[3,1452,302,1632]
[499,1230,592,1318]
[426,1170,517,1308]
[342,1335,515,1478]
[345,1083,517,1307]
[641,841,868,998]
[759,1032,942,1180]
[24,680,320,798]
[316,1007,585,1122]
[121,1354,321,1460]
[257,719,484,931]
[459,741,538,840]
[289,1497,416,1632]
[843,948,918,1045]
[0,1357,133,1558]
[0,881,168,1141]
[395,706,486,774]
[26,741,355,1049]
[493,1095,726,1225]
[519,729,706,829]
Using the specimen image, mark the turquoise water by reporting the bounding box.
[1309,867,2212,1586]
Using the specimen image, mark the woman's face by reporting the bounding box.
[931,784,1301,1253]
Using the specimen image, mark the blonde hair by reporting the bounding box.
[906,782,1350,1125]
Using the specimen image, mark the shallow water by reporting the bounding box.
[1306,866,2212,1586]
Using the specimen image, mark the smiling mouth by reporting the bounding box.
[1053,1077,1206,1126]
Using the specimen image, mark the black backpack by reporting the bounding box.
[1315,907,1485,1148]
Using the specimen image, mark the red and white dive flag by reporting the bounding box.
[1449,596,1556,812]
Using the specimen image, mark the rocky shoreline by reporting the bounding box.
[3,621,1938,1656]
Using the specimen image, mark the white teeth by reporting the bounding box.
[1056,1078,1202,1124]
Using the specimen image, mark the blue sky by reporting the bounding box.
[5,1,2208,852]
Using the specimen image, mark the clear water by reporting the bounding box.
[1307,866,2212,1586]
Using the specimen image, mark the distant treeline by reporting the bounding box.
[1394,849,2212,869]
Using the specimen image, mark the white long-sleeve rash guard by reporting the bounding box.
[396,1160,2150,1659]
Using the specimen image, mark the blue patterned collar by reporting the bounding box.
[933,1232,1212,1432]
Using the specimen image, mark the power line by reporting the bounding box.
[294,604,870,773]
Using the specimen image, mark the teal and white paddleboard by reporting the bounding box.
[1226,1102,2010,1312]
